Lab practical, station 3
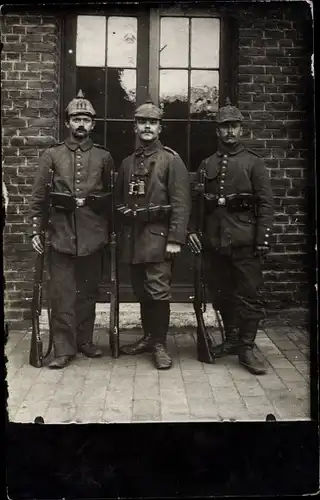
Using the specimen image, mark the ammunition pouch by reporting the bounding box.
[50,192,111,213]
[204,193,258,215]
[50,192,76,211]
[86,192,111,213]
[116,204,172,223]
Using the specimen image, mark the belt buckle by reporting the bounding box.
[76,197,85,207]
[218,197,226,206]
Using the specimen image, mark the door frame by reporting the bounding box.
[59,7,239,302]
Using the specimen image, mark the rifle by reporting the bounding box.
[29,169,54,368]
[193,167,215,364]
[109,168,120,358]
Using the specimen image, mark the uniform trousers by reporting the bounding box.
[49,248,103,357]
[204,246,265,326]
[130,261,173,302]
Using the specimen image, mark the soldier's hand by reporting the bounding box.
[255,245,270,257]
[32,234,44,254]
[165,242,181,259]
[188,232,202,255]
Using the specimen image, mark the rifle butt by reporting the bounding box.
[29,320,43,368]
[193,303,214,364]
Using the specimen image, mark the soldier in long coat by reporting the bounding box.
[116,100,191,370]
[188,100,274,375]
[29,90,115,369]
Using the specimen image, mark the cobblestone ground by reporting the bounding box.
[5,324,310,423]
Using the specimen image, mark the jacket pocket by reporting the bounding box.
[148,226,168,237]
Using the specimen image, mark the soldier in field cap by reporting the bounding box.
[188,98,274,375]
[116,99,191,370]
[29,90,115,369]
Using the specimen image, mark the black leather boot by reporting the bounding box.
[210,310,240,358]
[238,319,267,375]
[121,302,153,355]
[151,301,172,370]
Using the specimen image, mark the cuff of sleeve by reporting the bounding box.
[167,231,186,246]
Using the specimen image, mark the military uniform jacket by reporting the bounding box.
[189,143,274,250]
[115,140,191,264]
[29,137,115,256]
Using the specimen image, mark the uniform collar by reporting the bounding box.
[217,141,244,156]
[65,136,93,152]
[135,139,162,157]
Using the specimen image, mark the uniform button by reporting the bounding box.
[76,188,80,192]
[223,154,227,158]
[33,224,37,227]
[77,172,81,176]
[220,185,224,190]
[77,163,81,167]
[264,241,268,245]
[76,180,80,183]
[221,180,225,183]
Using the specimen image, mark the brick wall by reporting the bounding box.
[2,14,61,326]
[236,3,314,320]
[1,5,314,326]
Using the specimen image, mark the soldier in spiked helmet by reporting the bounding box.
[115,99,191,370]
[29,90,115,369]
[188,98,274,375]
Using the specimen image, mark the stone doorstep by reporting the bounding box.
[39,303,221,330]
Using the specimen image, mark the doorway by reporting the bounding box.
[62,6,237,301]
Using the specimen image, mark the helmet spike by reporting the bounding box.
[225,96,232,106]
[76,89,85,99]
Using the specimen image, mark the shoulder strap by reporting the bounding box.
[246,147,261,158]
[163,145,179,156]
[94,144,110,152]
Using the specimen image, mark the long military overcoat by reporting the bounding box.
[115,140,191,264]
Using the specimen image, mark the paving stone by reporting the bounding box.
[218,404,250,421]
[161,400,189,414]
[275,367,306,383]
[207,372,236,388]
[211,387,244,405]
[268,357,296,369]
[133,399,160,417]
[257,374,287,390]
[44,403,78,423]
[188,397,220,419]
[281,350,308,362]
[233,379,266,397]
[132,414,161,422]
[161,413,191,422]
[184,382,213,399]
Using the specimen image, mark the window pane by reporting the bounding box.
[106,121,135,168]
[76,67,105,118]
[190,122,217,172]
[107,17,137,68]
[160,122,188,166]
[91,120,106,147]
[76,16,106,67]
[107,69,136,119]
[191,18,220,68]
[159,70,188,119]
[160,17,189,68]
[190,70,219,119]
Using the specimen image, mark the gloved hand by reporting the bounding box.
[187,232,202,255]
